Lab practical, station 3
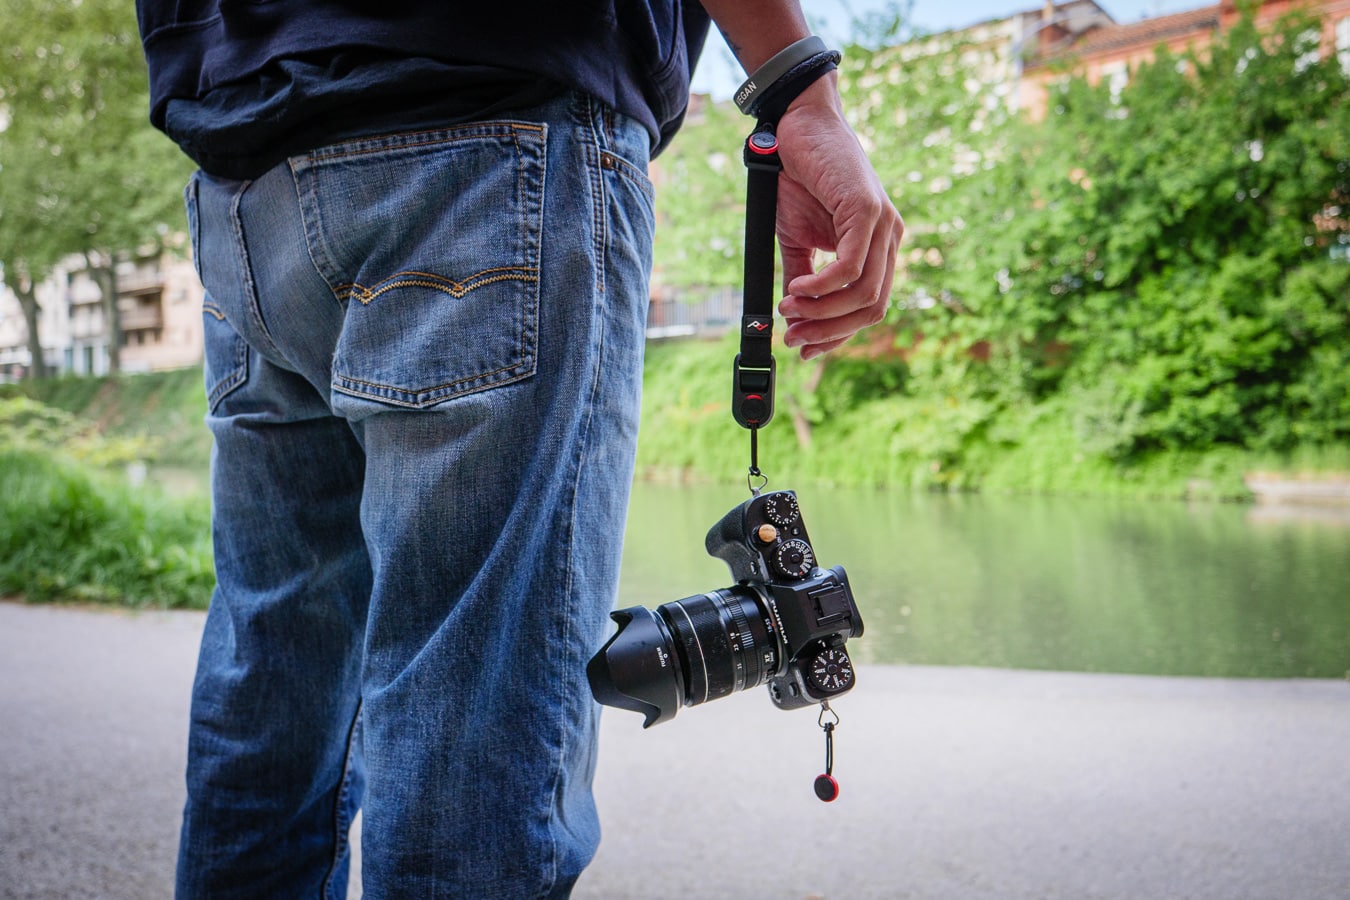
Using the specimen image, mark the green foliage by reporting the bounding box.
[651,99,749,288]
[0,0,194,279]
[0,395,158,465]
[0,447,212,607]
[643,9,1349,495]
[926,10,1350,461]
[0,379,213,607]
[0,366,210,464]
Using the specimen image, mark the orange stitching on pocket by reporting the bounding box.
[334,268,540,305]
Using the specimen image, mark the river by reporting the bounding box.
[620,482,1350,679]
[149,466,1349,679]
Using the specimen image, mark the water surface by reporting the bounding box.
[621,483,1350,679]
[150,462,1349,678]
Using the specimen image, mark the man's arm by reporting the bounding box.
[699,1,903,359]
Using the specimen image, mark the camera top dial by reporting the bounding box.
[772,539,815,580]
[763,492,800,527]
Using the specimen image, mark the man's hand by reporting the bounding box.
[772,75,903,360]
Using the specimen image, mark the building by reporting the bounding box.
[0,250,204,380]
[1020,0,1350,118]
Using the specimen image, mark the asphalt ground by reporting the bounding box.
[2,601,1348,899]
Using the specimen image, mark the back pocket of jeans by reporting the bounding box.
[291,123,546,409]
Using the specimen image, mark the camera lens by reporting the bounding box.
[587,587,783,727]
[664,587,781,706]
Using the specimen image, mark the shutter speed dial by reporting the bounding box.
[772,539,815,580]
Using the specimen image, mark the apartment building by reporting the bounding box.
[0,252,203,380]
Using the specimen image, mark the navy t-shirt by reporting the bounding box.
[137,1,712,179]
[165,54,561,179]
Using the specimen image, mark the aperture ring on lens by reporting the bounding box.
[724,597,755,693]
[662,587,783,710]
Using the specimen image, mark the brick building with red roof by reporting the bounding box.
[1019,0,1350,118]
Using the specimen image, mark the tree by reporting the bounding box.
[0,0,193,377]
[912,9,1350,459]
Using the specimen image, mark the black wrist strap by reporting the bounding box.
[745,50,841,125]
[735,36,827,115]
[732,125,782,431]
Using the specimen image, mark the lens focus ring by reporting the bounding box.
[661,588,780,710]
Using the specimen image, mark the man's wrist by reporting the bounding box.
[781,71,842,117]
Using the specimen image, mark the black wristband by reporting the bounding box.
[745,50,840,124]
[734,36,842,124]
[735,36,827,114]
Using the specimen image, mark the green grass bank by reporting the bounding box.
[636,336,1350,500]
[0,447,213,608]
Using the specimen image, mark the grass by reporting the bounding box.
[636,337,1346,499]
[0,447,213,609]
[0,366,211,465]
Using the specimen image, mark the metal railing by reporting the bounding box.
[646,287,741,340]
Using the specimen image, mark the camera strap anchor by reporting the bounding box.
[814,701,841,802]
[747,428,768,496]
[735,123,783,494]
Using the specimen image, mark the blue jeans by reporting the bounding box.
[177,92,653,899]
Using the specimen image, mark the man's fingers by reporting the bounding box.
[785,219,869,299]
[782,298,884,354]
[780,221,894,324]
[779,244,817,289]
[779,221,897,357]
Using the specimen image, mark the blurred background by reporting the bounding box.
[2,0,1348,897]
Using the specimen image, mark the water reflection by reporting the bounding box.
[620,483,1350,679]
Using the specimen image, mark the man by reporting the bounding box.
[136,1,901,896]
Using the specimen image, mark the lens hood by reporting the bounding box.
[586,607,685,728]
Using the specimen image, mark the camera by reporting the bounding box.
[588,490,863,727]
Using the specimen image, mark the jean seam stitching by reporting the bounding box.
[204,313,248,411]
[228,179,285,362]
[333,361,529,397]
[319,701,363,899]
[587,105,607,298]
[305,123,545,161]
[552,211,609,900]
[288,160,342,310]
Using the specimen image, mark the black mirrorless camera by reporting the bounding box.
[588,490,863,727]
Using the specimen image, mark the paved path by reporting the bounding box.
[2,602,1348,899]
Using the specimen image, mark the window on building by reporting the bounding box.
[1101,61,1129,103]
[1338,18,1350,73]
